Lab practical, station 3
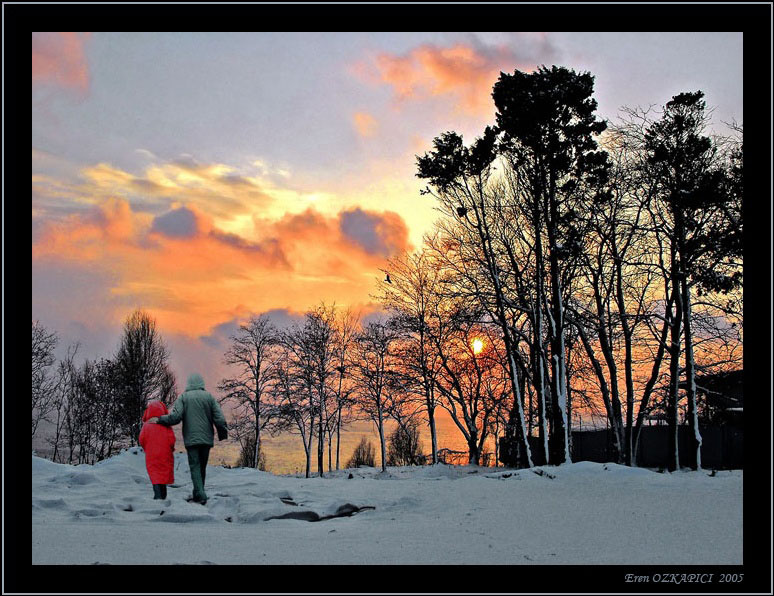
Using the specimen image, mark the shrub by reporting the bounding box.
[387,419,424,466]
[346,436,376,468]
[235,433,267,471]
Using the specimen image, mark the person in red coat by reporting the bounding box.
[139,400,176,499]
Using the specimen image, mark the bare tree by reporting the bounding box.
[219,315,282,469]
[273,343,315,477]
[351,319,400,472]
[279,305,338,477]
[308,304,338,477]
[47,342,79,463]
[329,307,360,470]
[417,130,534,468]
[91,358,125,461]
[32,320,59,439]
[561,117,673,466]
[428,303,504,466]
[377,249,443,464]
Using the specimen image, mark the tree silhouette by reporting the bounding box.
[644,91,742,470]
[114,309,177,445]
[32,320,59,439]
[219,315,282,470]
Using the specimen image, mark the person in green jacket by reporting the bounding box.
[148,373,228,505]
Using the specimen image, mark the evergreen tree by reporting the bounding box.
[492,66,610,465]
[644,91,742,470]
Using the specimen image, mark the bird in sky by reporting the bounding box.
[385,273,392,284]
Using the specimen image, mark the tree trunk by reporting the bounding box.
[667,275,683,473]
[335,408,342,470]
[328,431,333,472]
[427,405,438,464]
[547,186,569,465]
[566,355,573,459]
[305,408,314,478]
[681,278,701,470]
[317,414,324,477]
[420,326,438,465]
[253,410,261,470]
[532,202,549,466]
[613,254,636,467]
[377,404,386,472]
[467,431,480,465]
[533,310,549,466]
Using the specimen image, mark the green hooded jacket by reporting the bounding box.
[158,373,228,447]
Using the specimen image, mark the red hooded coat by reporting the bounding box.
[139,401,175,484]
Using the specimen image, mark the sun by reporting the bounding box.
[472,338,484,355]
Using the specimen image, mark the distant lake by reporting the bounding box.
[210,408,498,474]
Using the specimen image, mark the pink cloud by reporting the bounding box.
[355,39,549,117]
[32,32,91,95]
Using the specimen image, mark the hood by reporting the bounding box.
[185,373,206,391]
[143,400,169,422]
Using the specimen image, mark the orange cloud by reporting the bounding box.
[353,111,378,137]
[33,196,412,337]
[356,40,542,117]
[32,32,91,95]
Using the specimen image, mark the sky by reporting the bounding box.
[31,32,743,456]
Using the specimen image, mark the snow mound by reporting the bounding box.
[549,460,658,478]
[32,455,73,477]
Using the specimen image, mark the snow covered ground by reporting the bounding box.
[31,448,742,565]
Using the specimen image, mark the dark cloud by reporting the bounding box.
[210,231,291,269]
[339,207,409,258]
[468,32,559,65]
[198,309,304,348]
[199,318,243,349]
[262,308,306,330]
[151,206,199,238]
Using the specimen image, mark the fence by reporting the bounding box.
[569,425,743,469]
[436,448,493,467]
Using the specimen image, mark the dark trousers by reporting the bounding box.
[186,445,211,502]
[152,484,167,500]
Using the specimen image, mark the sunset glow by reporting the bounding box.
[31,32,743,471]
